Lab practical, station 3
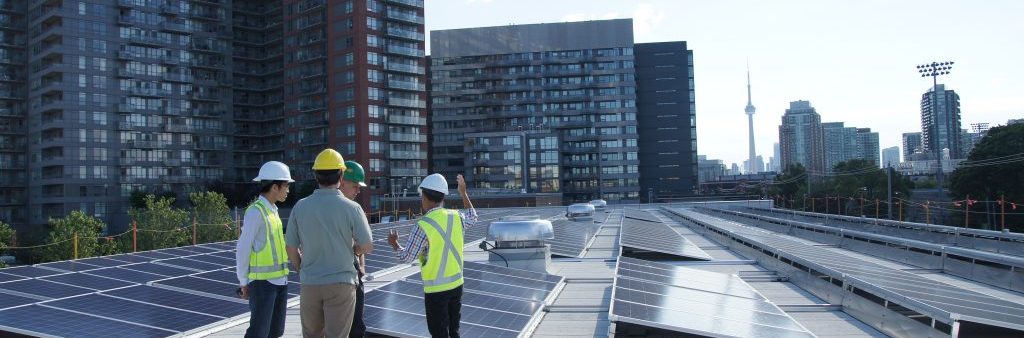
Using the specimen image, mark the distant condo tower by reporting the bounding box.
[745,66,757,174]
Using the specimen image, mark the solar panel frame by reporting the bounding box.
[102,285,250,318]
[0,292,36,310]
[73,256,136,268]
[41,294,224,333]
[0,272,24,283]
[0,304,176,338]
[34,260,105,272]
[0,265,65,278]
[0,278,96,300]
[84,267,170,284]
[620,217,713,261]
[40,272,136,291]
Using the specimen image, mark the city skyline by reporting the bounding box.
[424,0,1023,166]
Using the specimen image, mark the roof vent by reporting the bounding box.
[567,203,596,221]
[482,216,553,274]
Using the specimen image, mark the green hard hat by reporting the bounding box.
[343,160,367,187]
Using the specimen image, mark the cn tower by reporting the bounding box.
[745,66,756,174]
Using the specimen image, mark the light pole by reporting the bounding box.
[916,61,953,190]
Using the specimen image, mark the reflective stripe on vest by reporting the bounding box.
[247,200,289,280]
[418,209,464,293]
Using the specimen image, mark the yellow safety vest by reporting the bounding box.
[418,208,464,293]
[247,199,289,280]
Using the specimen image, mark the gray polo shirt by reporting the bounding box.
[285,188,372,285]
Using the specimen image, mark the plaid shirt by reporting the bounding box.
[394,206,478,263]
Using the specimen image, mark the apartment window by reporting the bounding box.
[369,159,383,171]
[79,74,87,87]
[368,87,384,100]
[369,141,382,154]
[367,52,380,65]
[368,105,383,118]
[368,123,382,136]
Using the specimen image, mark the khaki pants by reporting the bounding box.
[300,283,357,338]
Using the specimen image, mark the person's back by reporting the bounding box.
[288,191,367,284]
[286,149,373,338]
[417,207,465,293]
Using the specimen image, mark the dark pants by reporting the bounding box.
[244,280,288,338]
[349,278,365,338]
[424,286,463,338]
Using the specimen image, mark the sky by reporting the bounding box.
[422,0,1024,167]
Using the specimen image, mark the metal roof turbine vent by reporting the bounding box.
[567,203,596,222]
[589,199,607,211]
[482,216,554,274]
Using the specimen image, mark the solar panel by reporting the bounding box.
[184,253,236,266]
[0,265,65,278]
[103,253,154,264]
[623,209,662,223]
[121,262,197,276]
[43,294,224,332]
[0,272,23,283]
[365,261,563,338]
[193,268,237,284]
[157,257,228,272]
[40,273,136,291]
[0,292,36,310]
[0,279,95,300]
[154,276,238,299]
[208,250,237,260]
[103,285,249,318]
[0,305,175,338]
[130,250,178,260]
[84,267,169,284]
[547,219,602,258]
[611,257,815,338]
[74,256,135,268]
[35,260,105,272]
[620,217,712,261]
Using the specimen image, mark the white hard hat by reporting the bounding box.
[418,173,449,195]
[253,161,295,182]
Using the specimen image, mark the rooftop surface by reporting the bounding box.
[1,201,1022,337]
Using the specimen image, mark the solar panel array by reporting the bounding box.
[547,217,604,258]
[364,261,564,338]
[620,210,712,261]
[673,208,1024,336]
[0,242,261,337]
[610,257,816,338]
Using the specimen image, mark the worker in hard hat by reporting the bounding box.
[387,173,478,338]
[285,149,373,338]
[338,160,368,338]
[236,161,294,338]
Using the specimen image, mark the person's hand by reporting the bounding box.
[388,229,400,250]
[238,285,249,300]
[457,174,467,195]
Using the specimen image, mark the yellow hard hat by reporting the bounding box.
[312,149,347,171]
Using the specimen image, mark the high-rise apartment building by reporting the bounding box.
[920,84,962,159]
[634,41,697,200]
[902,132,923,160]
[882,146,900,167]
[823,122,879,172]
[3,0,426,231]
[430,19,645,203]
[0,1,26,227]
[855,127,880,166]
[778,100,824,173]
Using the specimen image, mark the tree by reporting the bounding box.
[190,191,236,244]
[950,124,1024,231]
[0,221,12,267]
[128,195,189,251]
[770,164,808,208]
[35,211,107,262]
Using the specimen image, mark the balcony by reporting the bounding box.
[127,87,170,97]
[128,35,169,47]
[388,97,425,108]
[190,59,225,69]
[385,28,424,41]
[190,92,220,101]
[162,73,192,83]
[387,79,425,91]
[163,176,196,184]
[385,0,424,8]
[386,45,424,57]
[160,21,189,33]
[163,124,191,133]
[300,138,326,146]
[385,10,424,24]
[161,5,181,16]
[385,62,424,74]
[386,115,426,125]
[129,140,161,148]
[390,168,426,177]
[388,150,426,160]
[116,122,136,131]
[564,159,598,166]
[388,132,426,143]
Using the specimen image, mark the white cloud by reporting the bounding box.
[632,3,665,41]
